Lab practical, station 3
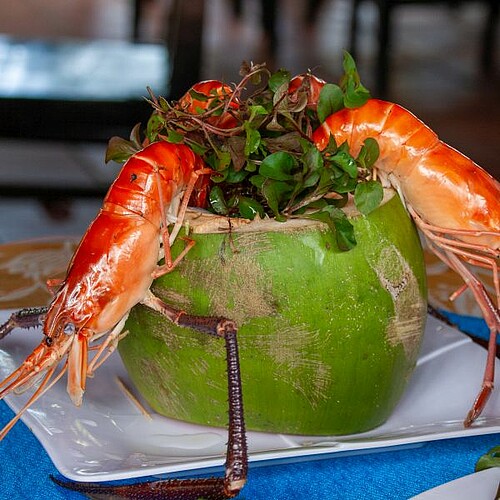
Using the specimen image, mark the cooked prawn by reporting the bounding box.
[0,79,248,498]
[0,141,208,437]
[313,98,500,425]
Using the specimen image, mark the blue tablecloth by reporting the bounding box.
[0,401,498,500]
[0,313,498,499]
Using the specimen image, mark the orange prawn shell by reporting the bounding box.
[313,99,500,249]
[288,74,326,108]
[177,80,239,128]
[44,142,205,338]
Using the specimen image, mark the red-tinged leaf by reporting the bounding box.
[105,136,140,164]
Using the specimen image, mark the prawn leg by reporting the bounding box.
[86,315,130,376]
[414,209,499,426]
[158,167,213,275]
[313,98,500,424]
[53,294,247,499]
[443,249,499,426]
[0,307,48,340]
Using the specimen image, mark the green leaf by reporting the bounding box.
[342,51,358,75]
[327,206,356,251]
[244,124,261,156]
[261,180,293,217]
[303,171,320,189]
[324,135,339,155]
[238,197,265,220]
[356,138,380,169]
[105,136,140,163]
[146,113,163,142]
[317,84,344,122]
[354,180,384,215]
[301,144,324,174]
[210,168,228,183]
[226,195,239,209]
[158,95,170,111]
[249,105,269,121]
[343,79,371,109]
[268,69,291,92]
[475,445,500,472]
[188,88,209,102]
[341,51,371,109]
[249,174,265,189]
[316,168,336,194]
[331,151,358,178]
[214,151,232,171]
[209,185,229,215]
[305,206,356,251]
[259,152,296,180]
[166,128,184,144]
[244,160,258,172]
[226,166,248,183]
[187,140,208,156]
[331,172,358,194]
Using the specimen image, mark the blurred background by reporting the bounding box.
[0,0,498,242]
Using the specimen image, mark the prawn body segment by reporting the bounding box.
[176,79,240,128]
[313,99,500,247]
[313,98,500,424]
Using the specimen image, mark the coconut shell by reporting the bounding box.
[119,190,427,435]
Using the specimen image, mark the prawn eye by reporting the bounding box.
[45,336,53,347]
[63,323,76,336]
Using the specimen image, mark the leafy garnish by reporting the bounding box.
[106,54,382,251]
[317,84,344,122]
[475,445,500,472]
[354,181,384,215]
[105,123,142,163]
[340,51,372,108]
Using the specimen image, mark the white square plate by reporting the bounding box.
[1,311,499,482]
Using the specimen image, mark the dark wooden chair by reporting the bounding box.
[0,0,206,200]
[0,0,205,144]
[349,0,499,97]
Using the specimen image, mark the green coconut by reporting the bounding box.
[118,189,427,435]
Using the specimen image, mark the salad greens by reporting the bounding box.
[476,445,500,472]
[106,53,382,251]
